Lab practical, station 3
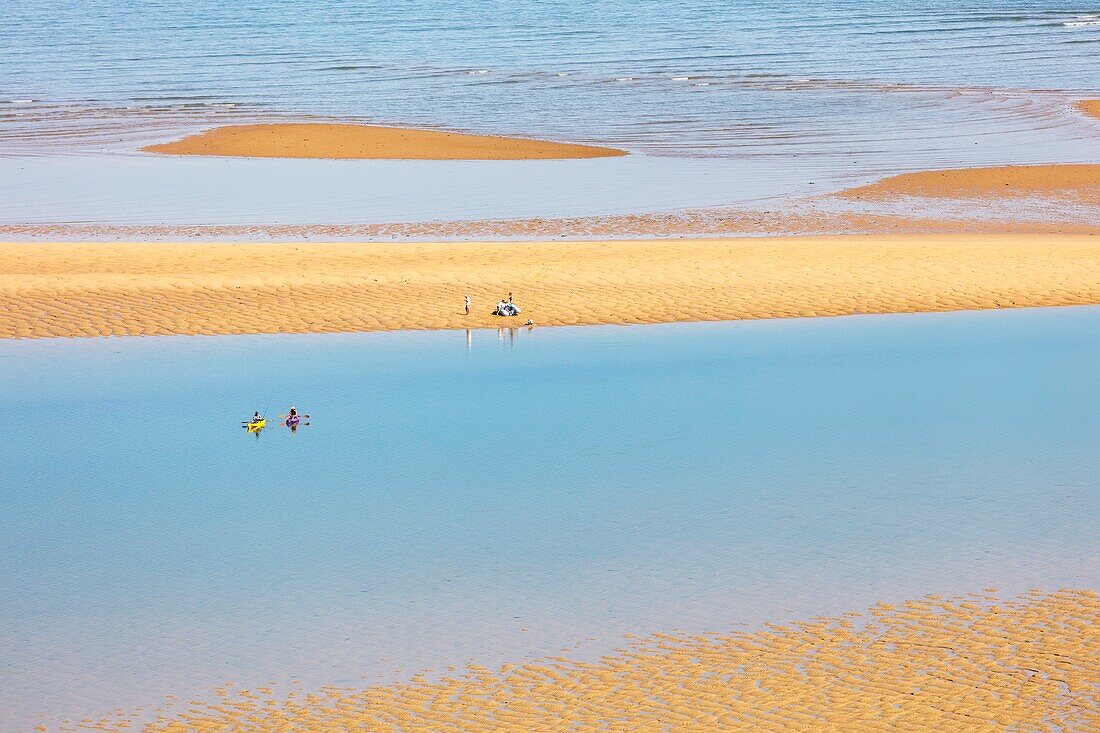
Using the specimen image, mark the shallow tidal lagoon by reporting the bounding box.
[2,306,1098,729]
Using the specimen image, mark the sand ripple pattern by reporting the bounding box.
[75,590,1099,732]
[2,235,1100,339]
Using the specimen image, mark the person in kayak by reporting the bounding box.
[284,407,302,433]
[252,411,263,423]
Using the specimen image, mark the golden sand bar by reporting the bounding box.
[142,123,627,160]
[841,163,1100,203]
[2,235,1100,339]
[1079,99,1100,120]
[87,589,1098,733]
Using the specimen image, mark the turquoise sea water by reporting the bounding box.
[2,307,1099,729]
[1,1,1099,225]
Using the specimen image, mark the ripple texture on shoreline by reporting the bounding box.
[71,589,1099,733]
[3,235,1100,339]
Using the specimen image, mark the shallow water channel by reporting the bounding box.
[2,307,1098,729]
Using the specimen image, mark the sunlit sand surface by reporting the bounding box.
[74,589,1098,733]
[3,234,1099,339]
[840,163,1100,205]
[141,123,627,160]
[1078,99,1100,121]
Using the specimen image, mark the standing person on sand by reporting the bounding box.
[464,294,470,316]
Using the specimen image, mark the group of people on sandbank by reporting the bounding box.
[494,292,521,317]
[466,292,533,325]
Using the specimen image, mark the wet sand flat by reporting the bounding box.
[109,590,1100,732]
[142,123,627,160]
[3,234,1100,339]
[6,204,1098,243]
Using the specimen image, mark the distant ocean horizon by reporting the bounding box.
[1,1,1098,226]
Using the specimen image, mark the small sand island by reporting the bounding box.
[142,123,627,160]
[841,163,1100,203]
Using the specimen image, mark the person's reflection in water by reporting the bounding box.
[498,327,519,349]
[285,417,312,435]
[466,328,472,353]
[497,327,520,350]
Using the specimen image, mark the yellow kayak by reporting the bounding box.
[246,419,266,432]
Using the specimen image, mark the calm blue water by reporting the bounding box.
[2,307,1099,729]
[3,1,1100,154]
[1,1,1099,225]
